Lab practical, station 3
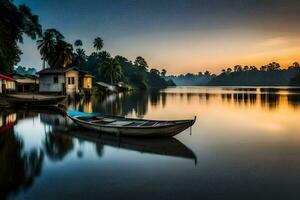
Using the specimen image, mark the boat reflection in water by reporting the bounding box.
[65,126,197,163]
[0,107,196,199]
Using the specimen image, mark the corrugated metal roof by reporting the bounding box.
[37,67,93,76]
[0,74,14,81]
[37,68,69,74]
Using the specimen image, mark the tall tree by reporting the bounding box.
[0,1,42,73]
[37,30,56,69]
[293,62,300,68]
[37,29,69,68]
[48,40,73,68]
[73,48,86,68]
[161,69,167,76]
[101,58,122,84]
[134,56,148,71]
[93,37,103,52]
[74,39,83,48]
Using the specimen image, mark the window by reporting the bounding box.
[53,76,58,83]
[68,77,75,85]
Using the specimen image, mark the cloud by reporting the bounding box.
[258,37,289,47]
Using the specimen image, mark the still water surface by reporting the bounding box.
[1,86,300,200]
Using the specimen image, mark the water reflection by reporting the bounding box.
[1,87,300,199]
[68,87,300,119]
[0,127,43,200]
[0,105,196,199]
[66,126,197,163]
[0,110,70,199]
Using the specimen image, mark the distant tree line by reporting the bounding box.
[167,71,215,86]
[14,66,37,76]
[168,62,300,86]
[209,62,300,86]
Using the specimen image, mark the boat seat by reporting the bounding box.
[139,121,157,127]
[90,119,105,123]
[79,117,97,122]
[123,121,146,127]
[102,118,116,123]
[108,121,133,126]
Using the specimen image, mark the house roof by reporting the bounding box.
[0,73,14,81]
[37,68,69,75]
[37,67,81,75]
[37,67,93,76]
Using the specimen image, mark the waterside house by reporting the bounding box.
[13,73,39,93]
[0,74,16,94]
[37,67,93,96]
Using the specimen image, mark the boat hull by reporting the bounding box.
[4,95,66,107]
[67,111,196,137]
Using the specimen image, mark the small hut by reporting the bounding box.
[0,73,16,94]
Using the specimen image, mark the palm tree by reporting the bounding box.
[49,40,73,68]
[161,69,167,76]
[74,48,86,67]
[93,37,103,52]
[37,29,65,69]
[293,62,300,68]
[37,31,55,69]
[74,39,83,48]
[58,41,73,68]
[101,59,122,84]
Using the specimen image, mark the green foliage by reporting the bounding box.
[74,39,83,48]
[208,63,300,86]
[37,29,73,68]
[72,48,86,69]
[101,58,122,84]
[15,66,37,75]
[290,71,300,86]
[93,37,103,52]
[134,56,148,71]
[168,72,214,86]
[0,0,42,73]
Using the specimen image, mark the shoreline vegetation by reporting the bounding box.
[1,1,300,90]
[0,1,174,90]
[167,62,300,87]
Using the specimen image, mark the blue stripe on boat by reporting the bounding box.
[67,110,96,117]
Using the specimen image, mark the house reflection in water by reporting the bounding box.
[0,112,17,132]
[0,111,43,199]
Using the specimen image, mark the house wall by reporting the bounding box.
[6,81,15,90]
[0,79,16,93]
[65,70,79,95]
[0,79,2,94]
[83,76,92,89]
[39,74,64,93]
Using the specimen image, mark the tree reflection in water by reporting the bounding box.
[0,129,43,199]
[86,90,163,117]
[43,132,74,161]
[70,88,300,122]
[0,110,74,199]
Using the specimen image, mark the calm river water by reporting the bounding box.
[1,86,300,200]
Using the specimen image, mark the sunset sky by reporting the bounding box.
[15,0,300,75]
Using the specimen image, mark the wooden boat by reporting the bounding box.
[65,126,197,162]
[67,110,196,137]
[4,94,66,107]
